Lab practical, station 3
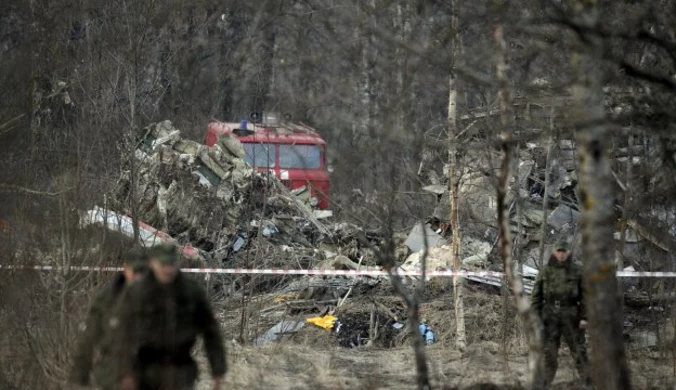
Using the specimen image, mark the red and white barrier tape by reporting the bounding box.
[1,265,675,278]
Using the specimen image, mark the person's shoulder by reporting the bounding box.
[121,272,155,298]
[180,274,204,290]
[569,260,584,274]
[541,263,555,275]
[93,276,124,305]
[91,287,113,310]
[177,274,207,297]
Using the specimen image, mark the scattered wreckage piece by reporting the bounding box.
[313,210,333,220]
[401,247,450,273]
[403,223,446,253]
[400,223,493,273]
[79,206,203,261]
[546,204,580,231]
[464,272,535,295]
[255,320,305,345]
[269,178,330,236]
[421,184,447,196]
[401,220,537,292]
[315,255,380,273]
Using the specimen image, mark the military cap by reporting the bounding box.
[124,247,149,271]
[149,243,179,264]
[554,240,571,252]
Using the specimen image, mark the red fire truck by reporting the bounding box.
[205,113,330,209]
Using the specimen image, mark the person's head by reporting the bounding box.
[149,243,180,284]
[553,240,571,262]
[122,247,149,282]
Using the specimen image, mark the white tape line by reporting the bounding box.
[616,271,676,278]
[1,265,676,277]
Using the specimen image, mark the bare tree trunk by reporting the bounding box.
[356,0,377,143]
[616,133,633,316]
[512,141,524,262]
[618,133,634,265]
[122,0,141,244]
[395,1,405,137]
[494,25,542,389]
[403,293,431,390]
[537,110,556,268]
[447,0,466,351]
[129,130,140,244]
[58,180,71,334]
[28,0,43,156]
[384,221,431,390]
[571,2,632,389]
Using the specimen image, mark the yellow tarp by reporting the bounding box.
[306,315,338,330]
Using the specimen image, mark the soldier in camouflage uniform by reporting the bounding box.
[531,240,591,388]
[113,243,226,390]
[69,247,149,389]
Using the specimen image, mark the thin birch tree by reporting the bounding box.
[447,0,466,351]
[493,24,543,389]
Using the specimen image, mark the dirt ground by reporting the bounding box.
[194,343,674,389]
[193,280,675,390]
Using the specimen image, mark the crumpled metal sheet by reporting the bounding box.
[464,273,535,295]
[547,204,580,230]
[255,320,306,345]
[403,223,446,253]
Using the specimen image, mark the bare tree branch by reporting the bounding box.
[0,183,70,197]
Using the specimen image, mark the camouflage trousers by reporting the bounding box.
[534,317,590,389]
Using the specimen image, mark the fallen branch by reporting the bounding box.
[258,299,339,315]
[329,255,378,272]
[277,276,377,295]
[624,292,676,308]
[371,299,400,322]
[537,111,556,268]
[626,219,670,252]
[338,256,365,306]
[0,114,26,135]
[0,183,70,197]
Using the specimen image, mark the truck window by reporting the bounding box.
[242,143,276,167]
[279,144,321,169]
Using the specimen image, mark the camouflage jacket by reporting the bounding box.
[112,272,226,383]
[531,256,587,322]
[69,273,127,386]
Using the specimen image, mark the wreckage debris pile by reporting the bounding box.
[420,139,675,275]
[93,121,675,351]
[108,121,341,261]
[109,120,260,254]
[98,121,532,348]
[104,121,398,278]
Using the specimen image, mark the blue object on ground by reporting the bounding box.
[425,329,435,345]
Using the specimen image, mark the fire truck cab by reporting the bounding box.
[205,114,330,209]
